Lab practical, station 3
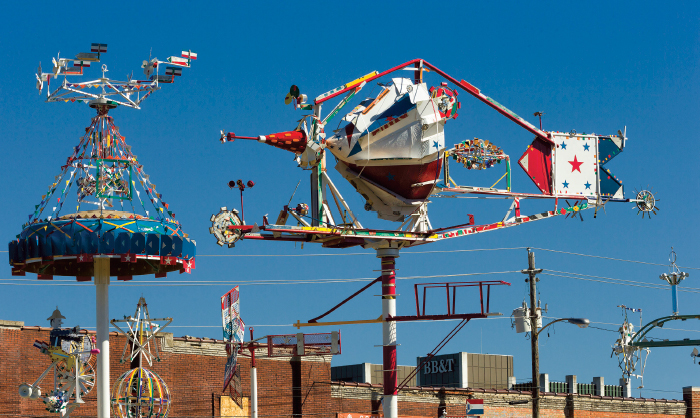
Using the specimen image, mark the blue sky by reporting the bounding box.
[1,1,699,399]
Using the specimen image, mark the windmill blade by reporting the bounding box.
[594,195,609,218]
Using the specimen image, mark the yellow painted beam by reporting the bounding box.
[294,316,383,329]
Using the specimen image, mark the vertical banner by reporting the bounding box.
[223,348,238,391]
[221,286,245,392]
[221,286,246,343]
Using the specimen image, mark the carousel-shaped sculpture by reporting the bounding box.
[111,297,172,418]
[9,43,197,418]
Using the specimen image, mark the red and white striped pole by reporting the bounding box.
[378,248,399,418]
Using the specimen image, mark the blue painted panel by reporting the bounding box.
[131,233,146,254]
[79,232,96,254]
[41,235,53,258]
[8,241,18,264]
[599,166,623,197]
[145,234,159,256]
[27,235,41,259]
[88,232,99,254]
[182,238,194,259]
[99,231,115,254]
[17,239,27,262]
[115,232,131,254]
[65,233,80,255]
[50,233,66,256]
[160,235,172,256]
[598,136,623,165]
[172,236,183,258]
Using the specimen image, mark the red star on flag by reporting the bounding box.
[569,155,583,173]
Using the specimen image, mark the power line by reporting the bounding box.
[546,269,700,291]
[194,246,699,271]
[542,271,700,294]
[532,247,699,271]
[2,246,697,269]
[0,270,520,286]
[198,246,528,257]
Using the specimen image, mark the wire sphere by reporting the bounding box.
[111,367,171,418]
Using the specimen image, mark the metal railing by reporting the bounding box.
[549,381,568,393]
[605,384,623,397]
[577,383,595,395]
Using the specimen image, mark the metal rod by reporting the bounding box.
[487,285,491,313]
[479,283,484,315]
[445,283,451,316]
[240,189,245,224]
[250,327,258,418]
[94,257,110,418]
[414,284,420,316]
[307,277,381,323]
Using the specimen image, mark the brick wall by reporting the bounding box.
[331,383,686,418]
[0,321,691,418]
[683,387,700,418]
[0,322,332,418]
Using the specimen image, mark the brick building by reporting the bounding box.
[0,320,695,418]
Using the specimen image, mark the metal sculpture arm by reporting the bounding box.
[630,314,700,347]
[314,58,553,143]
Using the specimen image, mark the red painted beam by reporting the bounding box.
[314,58,553,144]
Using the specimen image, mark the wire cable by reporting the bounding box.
[0,270,520,286]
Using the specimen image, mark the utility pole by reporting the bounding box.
[522,248,543,418]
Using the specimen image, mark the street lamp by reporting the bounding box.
[529,317,589,418]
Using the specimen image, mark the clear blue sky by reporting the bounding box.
[1,1,699,400]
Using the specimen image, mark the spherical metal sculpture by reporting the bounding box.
[111,367,171,418]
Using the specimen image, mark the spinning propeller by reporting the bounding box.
[634,187,659,219]
[284,85,307,108]
[564,200,584,222]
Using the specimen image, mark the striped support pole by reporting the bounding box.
[378,248,399,418]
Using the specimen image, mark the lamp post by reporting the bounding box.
[529,317,590,418]
[522,248,590,418]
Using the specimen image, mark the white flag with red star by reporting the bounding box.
[552,133,598,198]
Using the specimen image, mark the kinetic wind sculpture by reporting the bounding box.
[9,43,197,418]
[612,305,649,389]
[219,286,342,417]
[110,297,172,418]
[613,249,697,389]
[19,308,100,416]
[214,59,658,249]
[221,287,245,405]
[212,59,658,418]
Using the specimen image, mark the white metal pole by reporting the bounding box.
[378,248,399,418]
[94,257,110,418]
[251,366,258,418]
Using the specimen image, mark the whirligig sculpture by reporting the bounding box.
[18,308,100,416]
[9,43,197,418]
[214,59,660,418]
[612,249,696,395]
[111,297,172,418]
